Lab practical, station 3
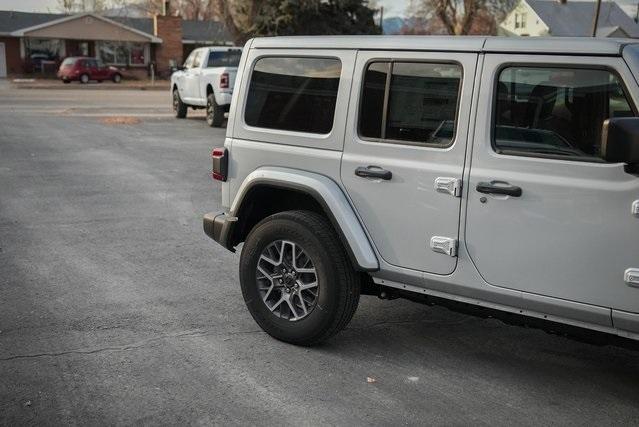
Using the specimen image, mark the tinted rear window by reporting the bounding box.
[244,57,341,134]
[207,49,242,68]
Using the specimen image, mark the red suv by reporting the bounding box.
[57,57,123,84]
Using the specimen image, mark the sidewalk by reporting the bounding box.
[11,78,170,91]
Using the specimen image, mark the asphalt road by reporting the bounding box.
[1,84,638,426]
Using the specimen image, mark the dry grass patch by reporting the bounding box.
[100,116,141,125]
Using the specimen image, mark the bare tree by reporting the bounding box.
[406,0,516,35]
[57,0,128,13]
[210,0,267,44]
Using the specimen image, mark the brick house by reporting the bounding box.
[0,10,232,78]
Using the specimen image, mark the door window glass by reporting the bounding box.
[191,50,203,68]
[183,51,195,69]
[244,57,342,134]
[494,66,635,161]
[359,61,462,146]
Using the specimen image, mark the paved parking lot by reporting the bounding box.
[1,84,639,426]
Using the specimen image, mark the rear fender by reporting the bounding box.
[230,167,379,272]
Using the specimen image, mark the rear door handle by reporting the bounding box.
[476,181,522,197]
[355,166,392,180]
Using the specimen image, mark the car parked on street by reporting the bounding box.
[171,46,242,127]
[204,36,639,346]
[57,57,123,84]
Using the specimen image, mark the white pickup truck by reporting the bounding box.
[171,46,242,127]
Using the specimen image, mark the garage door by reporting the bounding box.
[0,42,6,78]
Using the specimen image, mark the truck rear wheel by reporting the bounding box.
[239,210,360,346]
[206,93,224,127]
[173,89,187,119]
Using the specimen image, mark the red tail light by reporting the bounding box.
[211,148,228,181]
[220,72,229,89]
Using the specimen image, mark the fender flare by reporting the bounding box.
[230,167,379,272]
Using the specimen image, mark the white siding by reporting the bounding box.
[499,0,549,37]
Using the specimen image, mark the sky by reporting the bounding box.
[0,0,410,16]
[0,0,637,18]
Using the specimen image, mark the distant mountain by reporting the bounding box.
[382,17,404,34]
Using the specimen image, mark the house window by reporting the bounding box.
[521,13,527,29]
[129,43,146,65]
[97,41,147,66]
[514,14,521,29]
[24,38,63,63]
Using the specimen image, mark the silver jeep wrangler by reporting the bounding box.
[204,36,639,345]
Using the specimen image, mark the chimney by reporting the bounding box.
[154,3,183,77]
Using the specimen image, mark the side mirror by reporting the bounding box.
[601,118,639,166]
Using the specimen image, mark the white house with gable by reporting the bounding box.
[500,0,639,38]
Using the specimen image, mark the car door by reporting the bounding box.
[183,49,204,104]
[466,53,639,314]
[95,59,109,80]
[341,51,477,275]
[86,59,100,80]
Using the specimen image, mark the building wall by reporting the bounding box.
[153,15,182,77]
[499,0,549,36]
[0,37,22,74]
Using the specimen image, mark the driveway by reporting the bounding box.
[1,86,638,425]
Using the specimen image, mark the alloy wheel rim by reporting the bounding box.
[256,240,318,321]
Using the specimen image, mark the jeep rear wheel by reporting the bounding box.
[240,210,360,346]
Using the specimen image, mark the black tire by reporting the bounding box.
[206,93,224,127]
[112,73,122,83]
[240,210,360,346]
[79,74,89,84]
[173,89,187,119]
[62,79,70,84]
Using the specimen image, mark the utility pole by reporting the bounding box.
[379,6,384,33]
[591,0,602,37]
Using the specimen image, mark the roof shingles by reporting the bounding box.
[0,10,230,42]
[526,0,639,37]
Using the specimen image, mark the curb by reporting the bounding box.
[13,84,169,91]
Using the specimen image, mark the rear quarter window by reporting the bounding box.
[243,57,342,134]
[207,49,242,68]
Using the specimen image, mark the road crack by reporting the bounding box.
[0,328,263,362]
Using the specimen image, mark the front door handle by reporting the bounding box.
[476,181,522,197]
[355,166,392,180]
